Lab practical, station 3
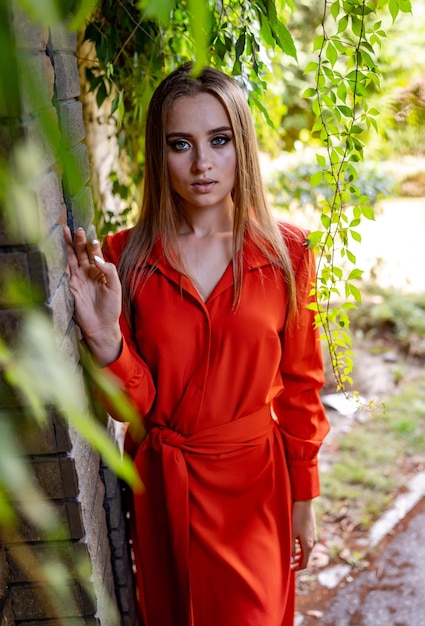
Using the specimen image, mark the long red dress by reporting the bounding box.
[102,222,329,626]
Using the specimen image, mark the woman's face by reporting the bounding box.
[165,92,237,216]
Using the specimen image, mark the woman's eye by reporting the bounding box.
[170,140,191,151]
[211,135,231,147]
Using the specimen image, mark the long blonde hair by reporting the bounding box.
[118,63,296,320]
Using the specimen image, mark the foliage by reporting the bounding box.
[81,0,298,235]
[349,286,425,354]
[385,76,425,156]
[300,0,412,390]
[268,157,396,211]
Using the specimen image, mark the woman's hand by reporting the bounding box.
[64,226,123,366]
[291,499,317,571]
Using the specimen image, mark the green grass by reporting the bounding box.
[317,378,425,531]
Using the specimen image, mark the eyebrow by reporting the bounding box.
[166,126,233,140]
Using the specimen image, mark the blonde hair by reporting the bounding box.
[118,63,296,320]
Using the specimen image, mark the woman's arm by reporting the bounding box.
[274,239,330,570]
[65,226,156,424]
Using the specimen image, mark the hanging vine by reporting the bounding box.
[303,0,412,392]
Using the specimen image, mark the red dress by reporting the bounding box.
[102,222,329,626]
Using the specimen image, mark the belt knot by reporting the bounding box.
[147,425,187,453]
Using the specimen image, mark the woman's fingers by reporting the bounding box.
[290,538,303,571]
[87,236,103,264]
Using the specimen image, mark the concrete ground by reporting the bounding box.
[297,496,425,625]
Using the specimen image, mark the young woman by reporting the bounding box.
[65,63,329,626]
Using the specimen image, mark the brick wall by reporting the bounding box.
[0,3,137,624]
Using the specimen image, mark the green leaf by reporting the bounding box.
[346,249,357,264]
[310,170,324,187]
[326,42,338,67]
[316,153,327,168]
[337,104,353,117]
[361,205,375,220]
[337,14,349,33]
[304,62,319,74]
[348,283,362,303]
[389,0,399,21]
[139,0,174,24]
[307,231,324,248]
[235,32,246,62]
[350,229,362,243]
[69,0,100,30]
[186,0,212,72]
[302,87,317,98]
[321,214,331,229]
[313,35,325,51]
[348,268,364,280]
[259,14,275,47]
[271,17,297,59]
[96,80,108,109]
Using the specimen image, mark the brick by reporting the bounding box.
[28,248,50,299]
[70,435,97,487]
[60,324,81,367]
[25,106,60,171]
[12,411,55,455]
[26,621,99,626]
[58,100,86,147]
[65,501,85,540]
[42,223,68,299]
[34,170,65,233]
[50,279,74,339]
[0,251,28,305]
[53,52,81,100]
[0,592,15,625]
[0,308,24,347]
[29,457,79,500]
[50,23,77,52]
[16,410,71,455]
[107,526,127,560]
[80,476,105,545]
[10,502,84,543]
[0,248,48,306]
[0,123,13,157]
[21,621,99,626]
[104,489,124,532]
[12,4,49,51]
[52,411,73,452]
[7,542,92,586]
[10,581,91,619]
[69,185,95,231]
[0,543,9,597]
[19,53,55,114]
[63,144,91,197]
[101,465,120,504]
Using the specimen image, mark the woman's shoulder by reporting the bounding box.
[276,219,309,246]
[276,219,310,261]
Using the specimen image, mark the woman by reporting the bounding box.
[65,63,329,626]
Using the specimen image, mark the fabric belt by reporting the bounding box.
[140,405,274,625]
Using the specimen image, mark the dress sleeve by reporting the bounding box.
[273,241,330,501]
[99,235,156,425]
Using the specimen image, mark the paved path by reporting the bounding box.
[317,497,425,625]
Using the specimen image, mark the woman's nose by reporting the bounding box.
[192,146,210,172]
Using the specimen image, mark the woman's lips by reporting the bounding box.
[191,180,216,193]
